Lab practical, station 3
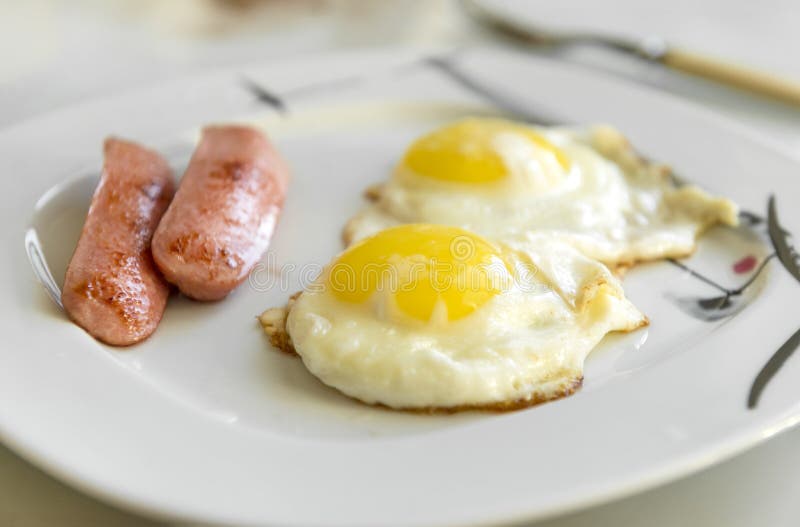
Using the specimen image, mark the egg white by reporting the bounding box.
[285,236,646,410]
[345,124,739,266]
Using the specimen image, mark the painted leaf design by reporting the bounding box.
[767,195,800,283]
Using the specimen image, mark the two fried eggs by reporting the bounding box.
[262,117,737,411]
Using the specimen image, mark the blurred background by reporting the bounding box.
[1,0,799,149]
[1,0,799,525]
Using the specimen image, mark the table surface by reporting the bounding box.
[1,1,799,525]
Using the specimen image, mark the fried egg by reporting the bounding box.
[275,224,646,410]
[345,118,739,267]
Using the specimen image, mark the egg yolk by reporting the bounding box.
[326,224,511,323]
[401,118,571,184]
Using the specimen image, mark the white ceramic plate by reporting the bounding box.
[2,47,800,527]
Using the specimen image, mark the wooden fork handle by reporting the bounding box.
[661,48,800,106]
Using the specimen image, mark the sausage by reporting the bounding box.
[62,138,175,346]
[151,125,289,301]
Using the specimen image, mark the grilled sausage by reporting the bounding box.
[151,125,289,301]
[62,138,175,346]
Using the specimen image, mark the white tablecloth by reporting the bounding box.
[1,1,798,525]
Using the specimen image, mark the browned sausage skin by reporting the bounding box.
[62,138,175,346]
[151,125,289,301]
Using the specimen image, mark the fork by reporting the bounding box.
[461,0,800,107]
